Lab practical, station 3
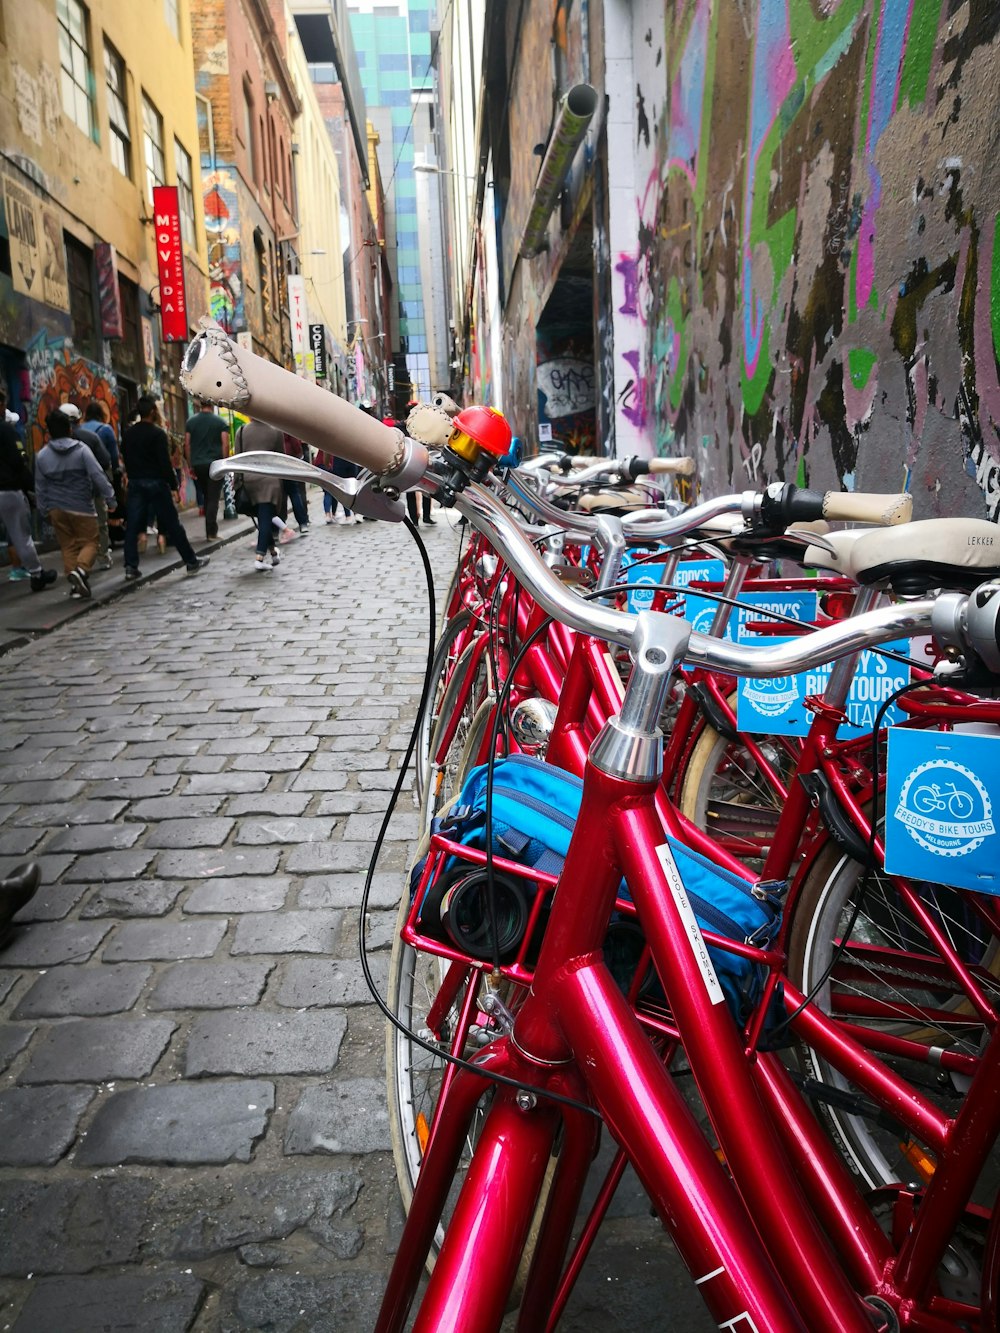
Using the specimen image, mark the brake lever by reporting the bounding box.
[210,453,405,522]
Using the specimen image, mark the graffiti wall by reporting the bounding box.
[617,0,1000,518]
[23,329,119,456]
[203,166,247,334]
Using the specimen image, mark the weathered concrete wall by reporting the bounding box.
[616,1,1000,518]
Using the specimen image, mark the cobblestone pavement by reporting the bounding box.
[0,507,710,1332]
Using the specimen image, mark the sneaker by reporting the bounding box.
[68,567,91,599]
[278,526,298,544]
[335,513,349,525]
[186,557,210,575]
[96,554,113,570]
[298,524,310,536]
[7,567,29,582]
[29,569,57,593]
[270,548,281,568]
[157,535,168,555]
[352,514,365,525]
[124,567,139,582]
[324,514,334,525]
[253,555,270,573]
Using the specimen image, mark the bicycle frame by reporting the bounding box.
[383,596,1000,1331]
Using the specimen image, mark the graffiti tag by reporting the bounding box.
[537,357,595,418]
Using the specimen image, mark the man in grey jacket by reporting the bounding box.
[62,401,114,570]
[34,410,116,599]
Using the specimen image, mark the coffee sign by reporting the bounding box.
[309,323,327,378]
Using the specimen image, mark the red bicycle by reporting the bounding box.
[188,322,1000,1331]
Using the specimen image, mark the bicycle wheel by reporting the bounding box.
[420,636,496,835]
[416,610,475,809]
[678,702,798,870]
[385,886,528,1260]
[788,829,1000,1191]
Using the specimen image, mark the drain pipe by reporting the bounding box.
[519,83,599,259]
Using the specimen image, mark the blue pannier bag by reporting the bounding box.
[414,754,784,1025]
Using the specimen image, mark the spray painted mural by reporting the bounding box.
[618,1,1000,517]
[202,167,246,333]
[24,329,119,456]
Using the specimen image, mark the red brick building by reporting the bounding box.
[191,0,301,364]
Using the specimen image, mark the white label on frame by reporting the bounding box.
[655,842,726,1006]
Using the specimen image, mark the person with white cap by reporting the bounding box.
[34,409,115,598]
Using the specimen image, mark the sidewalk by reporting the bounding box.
[0,505,257,657]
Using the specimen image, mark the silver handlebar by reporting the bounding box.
[208,451,981,679]
[502,470,749,541]
[456,482,956,674]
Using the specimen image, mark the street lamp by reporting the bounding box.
[413,164,479,180]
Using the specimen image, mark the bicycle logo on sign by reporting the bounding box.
[741,676,800,719]
[895,758,995,857]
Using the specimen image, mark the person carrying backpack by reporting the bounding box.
[33,409,115,599]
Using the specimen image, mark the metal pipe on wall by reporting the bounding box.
[519,83,599,260]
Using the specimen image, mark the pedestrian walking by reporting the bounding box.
[0,389,57,593]
[85,400,126,551]
[234,417,284,571]
[387,412,434,526]
[183,399,229,540]
[281,433,311,535]
[121,396,209,582]
[33,410,115,599]
[61,402,115,567]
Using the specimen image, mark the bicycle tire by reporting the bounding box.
[419,637,495,836]
[385,885,537,1277]
[788,825,1000,1192]
[677,701,792,870]
[416,610,475,810]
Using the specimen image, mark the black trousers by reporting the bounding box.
[406,492,432,523]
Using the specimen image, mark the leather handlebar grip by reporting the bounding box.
[648,456,696,476]
[180,321,406,476]
[821,491,912,526]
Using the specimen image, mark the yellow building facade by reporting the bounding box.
[286,5,348,394]
[0,0,209,448]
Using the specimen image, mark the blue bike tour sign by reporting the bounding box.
[735,639,910,738]
[624,557,726,613]
[884,728,1000,893]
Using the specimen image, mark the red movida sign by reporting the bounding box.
[152,185,188,341]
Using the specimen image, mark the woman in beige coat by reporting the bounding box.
[235,418,285,571]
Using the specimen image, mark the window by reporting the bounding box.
[253,230,267,325]
[111,275,143,378]
[104,42,130,178]
[142,94,165,202]
[175,140,195,246]
[163,0,180,40]
[57,0,95,138]
[65,233,97,360]
[243,84,257,182]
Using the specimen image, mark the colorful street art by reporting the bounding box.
[613,0,1000,518]
[202,166,246,333]
[23,329,119,455]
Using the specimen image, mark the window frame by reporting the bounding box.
[163,0,180,40]
[175,139,196,248]
[57,0,96,140]
[65,233,97,361]
[142,93,166,204]
[104,39,131,178]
